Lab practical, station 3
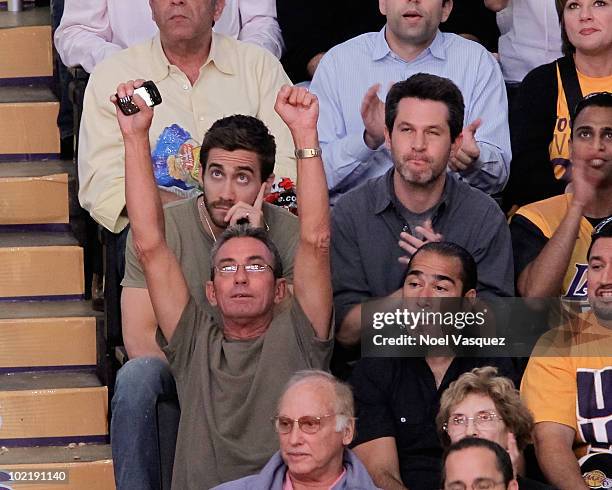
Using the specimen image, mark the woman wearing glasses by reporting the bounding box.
[503,0,612,211]
[436,367,554,490]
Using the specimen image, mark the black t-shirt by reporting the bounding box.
[517,475,555,490]
[349,357,519,490]
[510,214,606,281]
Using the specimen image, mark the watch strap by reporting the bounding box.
[294,148,322,159]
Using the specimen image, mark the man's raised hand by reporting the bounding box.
[449,119,481,172]
[361,83,386,149]
[274,85,319,134]
[111,79,154,139]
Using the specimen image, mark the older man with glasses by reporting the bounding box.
[213,370,380,490]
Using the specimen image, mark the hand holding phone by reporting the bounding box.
[116,80,162,116]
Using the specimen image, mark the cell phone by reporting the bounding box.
[116,81,162,116]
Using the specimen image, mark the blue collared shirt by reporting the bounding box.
[310,28,511,202]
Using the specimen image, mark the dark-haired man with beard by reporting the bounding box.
[331,73,513,348]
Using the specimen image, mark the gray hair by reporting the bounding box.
[209,224,283,279]
[280,370,355,433]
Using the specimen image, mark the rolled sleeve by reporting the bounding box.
[237,0,284,58]
[310,53,378,192]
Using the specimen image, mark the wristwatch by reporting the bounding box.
[294,148,322,159]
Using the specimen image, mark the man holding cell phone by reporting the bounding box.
[115,82,333,490]
[78,0,296,238]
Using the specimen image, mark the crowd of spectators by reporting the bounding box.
[50,0,612,489]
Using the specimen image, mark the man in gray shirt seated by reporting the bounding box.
[114,115,299,489]
[114,82,333,489]
[332,74,514,347]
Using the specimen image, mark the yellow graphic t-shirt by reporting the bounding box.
[549,67,612,182]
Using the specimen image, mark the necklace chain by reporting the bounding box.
[198,196,217,243]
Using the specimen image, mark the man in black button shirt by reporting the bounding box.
[349,241,518,490]
[331,74,513,347]
[510,92,612,300]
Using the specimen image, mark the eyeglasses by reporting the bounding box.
[443,411,501,434]
[444,478,506,490]
[272,414,336,434]
[214,263,272,274]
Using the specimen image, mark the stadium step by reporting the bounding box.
[0,6,53,80]
[0,370,108,446]
[0,301,98,371]
[0,444,115,490]
[0,86,60,158]
[0,5,115,488]
[0,160,76,225]
[0,231,83,299]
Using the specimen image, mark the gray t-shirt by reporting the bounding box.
[162,297,334,489]
[123,195,299,315]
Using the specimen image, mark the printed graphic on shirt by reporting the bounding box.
[565,263,589,300]
[576,367,612,449]
[151,124,201,196]
[550,115,572,182]
[152,125,298,211]
[265,177,297,214]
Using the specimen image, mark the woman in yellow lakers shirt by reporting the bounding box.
[504,0,611,211]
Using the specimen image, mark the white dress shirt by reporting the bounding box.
[54,0,283,73]
[496,0,562,83]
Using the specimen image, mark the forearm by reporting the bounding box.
[53,0,120,72]
[124,136,165,253]
[121,287,166,360]
[292,126,333,338]
[371,472,408,490]
[337,288,402,346]
[518,202,584,297]
[294,130,329,242]
[536,441,587,489]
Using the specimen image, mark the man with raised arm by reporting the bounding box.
[113,114,299,490]
[113,83,333,489]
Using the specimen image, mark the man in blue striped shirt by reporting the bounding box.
[310,0,511,203]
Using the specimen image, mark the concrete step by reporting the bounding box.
[0,370,108,446]
[0,6,52,80]
[0,444,115,490]
[0,86,59,157]
[0,300,98,371]
[0,231,83,299]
